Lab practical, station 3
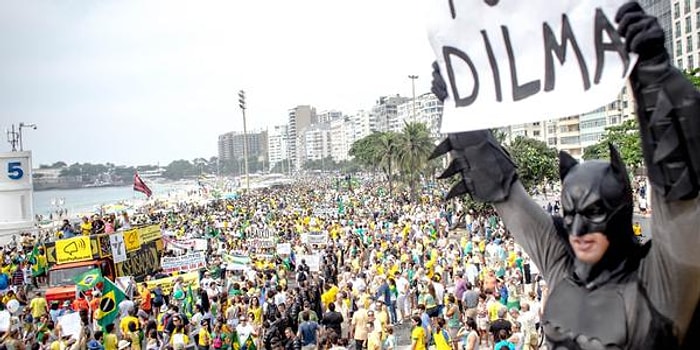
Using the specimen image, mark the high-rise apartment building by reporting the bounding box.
[330,116,356,163]
[287,105,317,170]
[372,95,409,132]
[317,110,343,124]
[300,123,331,165]
[669,0,700,69]
[396,93,444,138]
[218,130,268,163]
[267,125,288,172]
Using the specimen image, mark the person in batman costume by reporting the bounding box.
[430,2,700,349]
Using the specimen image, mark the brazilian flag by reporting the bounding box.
[243,335,257,350]
[73,268,103,292]
[183,284,195,317]
[231,331,240,350]
[97,279,126,328]
[28,245,47,277]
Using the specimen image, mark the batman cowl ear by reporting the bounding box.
[559,151,578,181]
[607,143,627,175]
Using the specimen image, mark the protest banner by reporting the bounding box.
[306,231,328,245]
[251,237,275,249]
[249,227,276,239]
[55,236,92,264]
[161,252,207,273]
[313,207,336,216]
[138,225,162,243]
[145,272,200,295]
[426,0,634,132]
[222,253,251,271]
[109,233,127,264]
[276,243,292,255]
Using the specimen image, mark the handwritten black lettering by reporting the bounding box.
[543,14,591,92]
[502,25,541,101]
[481,30,503,102]
[443,46,480,107]
[594,8,629,84]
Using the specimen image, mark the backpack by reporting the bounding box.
[213,334,223,349]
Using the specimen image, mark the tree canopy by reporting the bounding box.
[506,136,558,194]
[582,119,643,170]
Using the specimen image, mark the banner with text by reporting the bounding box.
[426,0,634,132]
[161,252,207,273]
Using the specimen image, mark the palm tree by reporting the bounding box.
[396,122,434,201]
[375,131,400,196]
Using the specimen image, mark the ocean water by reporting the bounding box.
[33,182,194,217]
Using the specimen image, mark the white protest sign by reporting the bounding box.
[0,310,9,332]
[427,0,635,132]
[109,232,127,264]
[161,252,207,273]
[58,312,82,340]
[276,243,292,255]
[298,254,321,272]
[249,227,276,239]
[306,232,328,245]
[193,239,208,251]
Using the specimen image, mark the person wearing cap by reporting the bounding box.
[117,339,131,350]
[88,331,105,350]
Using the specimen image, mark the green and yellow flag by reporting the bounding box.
[73,268,103,292]
[28,245,47,277]
[97,279,126,328]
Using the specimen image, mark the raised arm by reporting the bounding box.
[429,129,571,285]
[493,182,571,285]
[617,3,700,342]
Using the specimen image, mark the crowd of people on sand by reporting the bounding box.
[1,174,552,350]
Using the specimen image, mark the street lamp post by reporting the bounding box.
[238,90,250,193]
[408,75,419,123]
[18,123,37,151]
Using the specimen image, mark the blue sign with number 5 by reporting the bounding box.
[7,161,23,180]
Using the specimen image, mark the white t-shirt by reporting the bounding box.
[396,277,409,296]
[236,323,255,344]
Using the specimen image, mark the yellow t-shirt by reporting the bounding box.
[411,326,426,350]
[30,297,47,319]
[321,286,339,308]
[104,333,118,350]
[120,315,139,336]
[198,328,211,346]
[80,222,92,235]
[488,302,501,321]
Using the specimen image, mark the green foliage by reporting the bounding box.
[396,122,435,200]
[582,119,642,170]
[350,124,434,199]
[505,136,558,194]
[163,160,197,180]
[683,68,700,89]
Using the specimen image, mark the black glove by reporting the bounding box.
[431,61,448,102]
[615,2,666,62]
[430,130,517,202]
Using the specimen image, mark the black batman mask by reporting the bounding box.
[559,144,636,259]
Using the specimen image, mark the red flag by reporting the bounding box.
[133,172,152,198]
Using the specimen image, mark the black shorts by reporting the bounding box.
[427,306,440,318]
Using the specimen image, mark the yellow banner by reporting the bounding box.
[145,272,200,296]
[139,225,162,243]
[123,229,142,252]
[55,236,93,264]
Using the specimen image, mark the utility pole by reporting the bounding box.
[238,90,250,193]
[408,75,419,123]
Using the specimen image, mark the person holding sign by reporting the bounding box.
[430,2,699,349]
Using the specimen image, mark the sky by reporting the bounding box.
[0,0,435,167]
